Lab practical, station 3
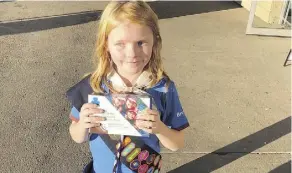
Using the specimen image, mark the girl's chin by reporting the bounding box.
[125,63,144,71]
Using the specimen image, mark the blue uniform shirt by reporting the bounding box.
[66,76,189,173]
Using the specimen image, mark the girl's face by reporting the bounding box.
[107,21,154,78]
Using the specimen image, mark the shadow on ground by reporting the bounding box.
[148,1,241,19]
[168,116,291,173]
[269,160,291,173]
[0,11,101,36]
[0,1,241,36]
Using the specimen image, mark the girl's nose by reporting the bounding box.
[125,44,139,58]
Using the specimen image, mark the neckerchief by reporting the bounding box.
[106,69,153,94]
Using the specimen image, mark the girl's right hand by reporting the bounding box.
[78,103,105,129]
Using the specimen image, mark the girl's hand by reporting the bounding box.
[78,103,106,129]
[135,109,166,134]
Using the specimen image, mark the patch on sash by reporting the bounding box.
[138,150,149,162]
[119,137,162,173]
[122,142,135,157]
[138,164,148,173]
[130,159,140,170]
[127,148,141,162]
[123,137,132,147]
[147,166,154,173]
[146,154,155,164]
[153,155,161,166]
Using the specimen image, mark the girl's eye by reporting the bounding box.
[137,41,144,46]
[115,42,125,47]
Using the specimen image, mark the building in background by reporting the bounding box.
[241,1,289,24]
[237,0,291,37]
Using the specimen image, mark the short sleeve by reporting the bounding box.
[66,75,92,122]
[69,107,80,122]
[163,82,190,131]
[66,86,83,122]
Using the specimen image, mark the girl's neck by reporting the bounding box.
[117,71,142,87]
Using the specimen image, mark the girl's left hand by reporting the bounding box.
[135,109,165,134]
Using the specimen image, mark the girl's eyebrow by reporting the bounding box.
[114,39,125,43]
[114,39,148,43]
[137,39,148,42]
[139,36,151,40]
[114,36,151,43]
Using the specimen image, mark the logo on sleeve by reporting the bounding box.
[176,111,184,117]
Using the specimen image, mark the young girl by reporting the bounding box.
[66,1,189,173]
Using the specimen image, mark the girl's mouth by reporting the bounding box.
[127,60,140,63]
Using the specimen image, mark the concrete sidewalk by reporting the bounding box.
[0,1,290,173]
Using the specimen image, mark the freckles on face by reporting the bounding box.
[107,22,154,75]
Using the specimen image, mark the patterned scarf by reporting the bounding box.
[107,69,153,93]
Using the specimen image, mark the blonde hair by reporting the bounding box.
[90,1,169,93]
